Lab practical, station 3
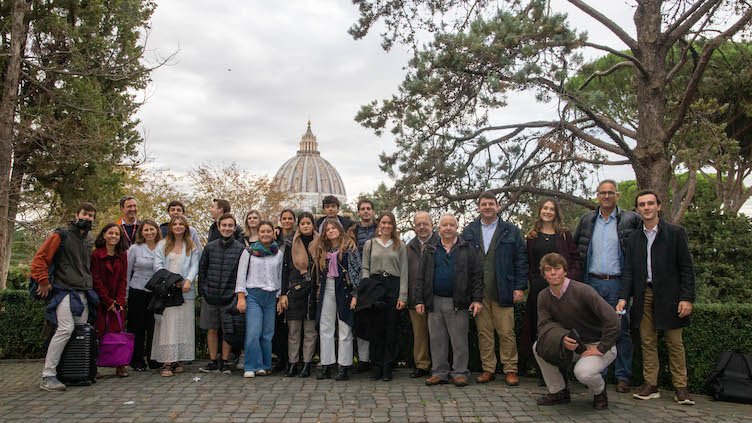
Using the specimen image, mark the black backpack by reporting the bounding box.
[29,229,67,300]
[706,351,752,404]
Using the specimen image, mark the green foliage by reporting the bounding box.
[5,265,29,290]
[3,290,750,394]
[683,207,752,304]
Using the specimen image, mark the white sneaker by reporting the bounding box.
[243,371,255,378]
[256,369,267,376]
[236,354,245,370]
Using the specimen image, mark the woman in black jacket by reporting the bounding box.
[278,212,320,377]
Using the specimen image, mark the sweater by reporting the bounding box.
[126,243,157,291]
[362,238,409,303]
[537,280,620,354]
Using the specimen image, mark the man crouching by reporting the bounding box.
[533,253,619,410]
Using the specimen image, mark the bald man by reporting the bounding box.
[406,212,440,378]
[415,214,484,387]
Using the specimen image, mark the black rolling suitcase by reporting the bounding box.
[57,324,98,385]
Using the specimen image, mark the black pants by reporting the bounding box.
[370,274,400,367]
[127,288,155,363]
[272,312,288,367]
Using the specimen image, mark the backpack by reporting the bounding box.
[29,229,67,300]
[706,351,752,404]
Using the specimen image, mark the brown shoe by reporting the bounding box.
[593,389,608,410]
[616,379,630,393]
[450,376,468,387]
[425,376,448,386]
[475,371,496,383]
[116,366,129,378]
[536,389,571,405]
[505,372,519,386]
[633,383,660,400]
[674,388,695,405]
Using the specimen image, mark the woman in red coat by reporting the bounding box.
[91,223,129,377]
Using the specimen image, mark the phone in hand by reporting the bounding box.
[569,329,587,354]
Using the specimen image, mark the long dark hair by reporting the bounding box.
[136,219,162,244]
[526,198,568,239]
[95,223,129,254]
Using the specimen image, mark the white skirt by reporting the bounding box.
[151,300,195,363]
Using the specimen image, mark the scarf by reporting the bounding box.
[292,231,318,273]
[326,249,340,278]
[248,241,278,257]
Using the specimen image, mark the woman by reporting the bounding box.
[91,223,129,378]
[126,219,162,371]
[361,211,408,382]
[279,212,319,378]
[521,198,581,381]
[312,220,361,381]
[272,208,296,373]
[242,210,263,247]
[152,215,200,377]
[236,221,284,378]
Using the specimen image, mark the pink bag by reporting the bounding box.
[97,310,134,367]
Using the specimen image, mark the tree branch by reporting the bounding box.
[582,42,648,76]
[665,8,752,142]
[664,0,722,44]
[567,0,638,50]
[578,61,635,91]
[564,122,629,157]
[442,185,597,209]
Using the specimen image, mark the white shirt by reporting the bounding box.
[235,249,284,296]
[481,218,499,253]
[644,224,659,283]
[375,238,394,248]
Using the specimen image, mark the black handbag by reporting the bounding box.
[288,273,312,301]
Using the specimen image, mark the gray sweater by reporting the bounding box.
[362,238,409,303]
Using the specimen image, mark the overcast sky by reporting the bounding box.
[136,1,641,204]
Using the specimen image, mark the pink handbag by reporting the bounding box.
[97,310,135,367]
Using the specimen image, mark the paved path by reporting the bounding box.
[1,360,750,422]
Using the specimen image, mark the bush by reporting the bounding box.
[6,264,30,290]
[3,289,750,394]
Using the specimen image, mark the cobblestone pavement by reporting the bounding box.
[1,360,750,422]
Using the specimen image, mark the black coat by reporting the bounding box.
[573,206,641,266]
[353,277,387,342]
[198,237,245,305]
[406,232,439,307]
[414,237,484,311]
[145,269,184,314]
[620,219,696,331]
[315,215,355,233]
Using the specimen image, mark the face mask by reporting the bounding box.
[75,219,93,231]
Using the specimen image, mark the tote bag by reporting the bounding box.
[97,310,134,367]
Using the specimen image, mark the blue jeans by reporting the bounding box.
[586,276,632,381]
[244,288,277,372]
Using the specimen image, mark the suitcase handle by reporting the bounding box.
[104,310,126,333]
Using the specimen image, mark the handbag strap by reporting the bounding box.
[104,309,126,333]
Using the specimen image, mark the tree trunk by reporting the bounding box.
[632,0,676,222]
[0,0,28,290]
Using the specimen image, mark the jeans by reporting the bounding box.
[243,288,277,372]
[319,278,354,366]
[587,275,632,381]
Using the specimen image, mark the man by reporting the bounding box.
[198,213,246,375]
[207,198,242,243]
[416,214,483,387]
[347,198,377,374]
[406,211,439,378]
[160,200,203,251]
[617,190,696,405]
[116,195,139,247]
[534,253,619,410]
[315,195,354,234]
[573,179,640,393]
[32,202,99,391]
[461,191,527,385]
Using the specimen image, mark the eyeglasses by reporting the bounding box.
[597,191,617,197]
[415,223,431,228]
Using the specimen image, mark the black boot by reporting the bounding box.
[370,365,383,381]
[316,365,332,380]
[382,365,393,382]
[284,362,299,377]
[298,362,312,378]
[335,365,350,381]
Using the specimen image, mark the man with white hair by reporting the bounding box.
[415,214,484,387]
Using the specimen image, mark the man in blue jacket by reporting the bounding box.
[461,191,527,385]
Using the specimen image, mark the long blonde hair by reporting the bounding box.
[312,219,356,272]
[526,198,568,239]
[243,210,263,238]
[164,215,196,254]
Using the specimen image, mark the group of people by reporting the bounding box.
[31,179,697,411]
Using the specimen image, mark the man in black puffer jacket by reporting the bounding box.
[198,213,246,374]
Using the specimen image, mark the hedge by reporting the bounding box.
[2,288,750,394]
